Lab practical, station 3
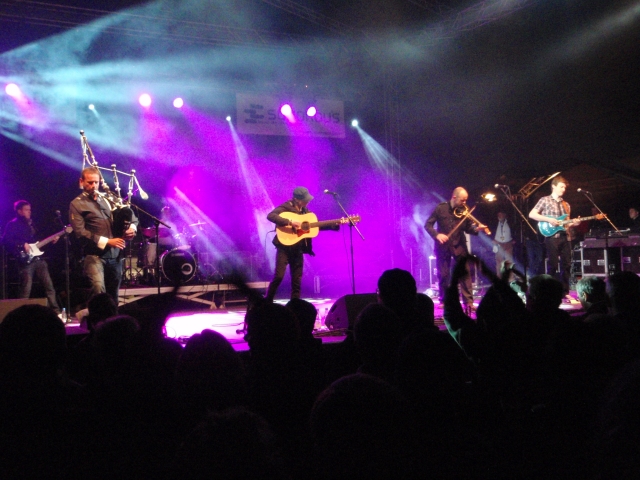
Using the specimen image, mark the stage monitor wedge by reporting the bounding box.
[324,293,378,331]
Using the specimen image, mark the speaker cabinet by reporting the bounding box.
[581,248,606,275]
[621,247,640,273]
[0,298,48,324]
[324,293,378,331]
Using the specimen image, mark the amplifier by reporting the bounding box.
[582,236,640,249]
[580,247,621,276]
[621,247,640,274]
[581,248,606,275]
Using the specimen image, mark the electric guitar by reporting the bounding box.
[19,226,73,264]
[538,213,605,237]
[276,212,361,246]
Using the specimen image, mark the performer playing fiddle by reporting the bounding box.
[425,187,489,314]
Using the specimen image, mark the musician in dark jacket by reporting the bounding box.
[265,186,339,302]
[425,187,486,313]
[69,167,137,304]
[2,200,61,313]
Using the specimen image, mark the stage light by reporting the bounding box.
[280,104,292,116]
[351,119,358,127]
[5,83,21,97]
[173,97,184,108]
[226,115,231,122]
[306,106,317,117]
[88,104,95,110]
[481,193,496,202]
[139,93,152,107]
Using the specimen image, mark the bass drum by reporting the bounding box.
[160,248,197,284]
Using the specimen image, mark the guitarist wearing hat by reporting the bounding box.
[529,176,581,295]
[2,200,62,314]
[265,186,340,302]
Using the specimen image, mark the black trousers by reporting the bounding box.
[18,259,60,313]
[544,233,572,294]
[435,247,474,306]
[265,246,304,302]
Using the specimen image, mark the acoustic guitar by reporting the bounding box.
[276,212,361,246]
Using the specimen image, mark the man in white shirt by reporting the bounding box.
[492,211,514,274]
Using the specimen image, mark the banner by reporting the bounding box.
[236,93,345,138]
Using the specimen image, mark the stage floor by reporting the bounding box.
[64,292,585,351]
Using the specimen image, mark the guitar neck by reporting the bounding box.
[561,214,601,226]
[311,219,342,229]
[35,228,69,249]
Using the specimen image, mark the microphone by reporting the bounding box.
[577,188,590,194]
[323,189,338,196]
[55,210,61,217]
[494,184,509,188]
[133,172,149,200]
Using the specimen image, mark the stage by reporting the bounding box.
[117,281,271,309]
[63,289,585,351]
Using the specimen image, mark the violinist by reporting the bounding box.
[69,167,138,305]
[425,187,489,314]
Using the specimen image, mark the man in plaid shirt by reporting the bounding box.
[529,176,581,294]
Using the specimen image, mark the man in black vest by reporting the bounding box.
[69,167,137,304]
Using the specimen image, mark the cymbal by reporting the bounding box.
[189,221,206,227]
[142,227,172,238]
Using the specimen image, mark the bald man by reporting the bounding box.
[425,187,484,313]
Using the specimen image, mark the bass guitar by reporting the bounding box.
[538,213,605,237]
[276,212,361,246]
[19,226,73,264]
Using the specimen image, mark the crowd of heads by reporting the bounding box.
[1,262,640,478]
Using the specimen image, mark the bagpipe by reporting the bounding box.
[79,131,148,238]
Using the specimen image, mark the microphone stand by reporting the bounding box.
[1,235,5,300]
[496,186,537,284]
[578,190,620,234]
[55,213,72,319]
[328,193,364,295]
[579,190,621,276]
[130,203,171,294]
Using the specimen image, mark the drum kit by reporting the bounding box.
[123,220,216,286]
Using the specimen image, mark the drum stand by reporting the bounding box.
[130,202,172,294]
[122,242,144,287]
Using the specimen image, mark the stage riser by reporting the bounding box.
[0,298,48,324]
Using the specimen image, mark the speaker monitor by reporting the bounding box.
[0,298,48,324]
[324,293,378,331]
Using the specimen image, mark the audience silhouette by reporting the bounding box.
[1,263,640,478]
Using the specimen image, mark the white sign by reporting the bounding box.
[236,93,345,138]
